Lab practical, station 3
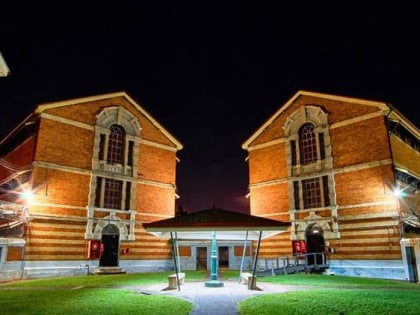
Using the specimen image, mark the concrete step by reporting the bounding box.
[93,267,127,275]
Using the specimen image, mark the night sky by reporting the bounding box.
[1,3,419,213]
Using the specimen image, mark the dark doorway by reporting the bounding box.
[196,247,207,270]
[218,246,229,268]
[99,224,119,267]
[405,246,418,282]
[305,223,325,267]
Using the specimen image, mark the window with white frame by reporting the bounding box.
[293,176,330,210]
[284,106,333,210]
[107,124,125,164]
[90,107,140,211]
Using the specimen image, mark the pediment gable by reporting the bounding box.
[242,90,402,150]
[34,91,183,150]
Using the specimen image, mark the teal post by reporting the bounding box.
[210,231,218,280]
[205,232,224,287]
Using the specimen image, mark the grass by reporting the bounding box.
[0,271,200,315]
[1,271,419,315]
[0,271,207,288]
[239,288,420,315]
[2,289,191,315]
[254,272,416,288]
[239,273,420,315]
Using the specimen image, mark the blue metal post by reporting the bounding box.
[205,231,224,287]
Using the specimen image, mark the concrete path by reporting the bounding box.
[138,279,306,315]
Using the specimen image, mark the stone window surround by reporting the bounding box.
[284,105,340,240]
[86,106,141,241]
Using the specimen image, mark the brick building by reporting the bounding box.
[242,90,420,281]
[1,89,419,282]
[0,92,182,280]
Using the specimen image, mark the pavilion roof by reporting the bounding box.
[143,207,291,240]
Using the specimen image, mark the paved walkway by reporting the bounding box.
[137,279,307,315]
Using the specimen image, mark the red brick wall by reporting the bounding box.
[21,95,178,262]
[31,167,90,208]
[44,96,177,147]
[137,184,176,220]
[35,119,94,169]
[246,94,403,261]
[138,144,177,184]
[331,116,391,168]
[248,144,288,184]
[249,182,290,218]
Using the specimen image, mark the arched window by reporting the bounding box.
[285,107,333,210]
[107,124,125,164]
[299,123,317,164]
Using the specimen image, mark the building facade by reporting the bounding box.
[0,92,183,281]
[242,90,420,281]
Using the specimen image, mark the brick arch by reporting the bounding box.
[283,105,328,136]
[94,216,128,237]
[96,106,141,137]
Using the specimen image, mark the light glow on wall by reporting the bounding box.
[22,189,34,205]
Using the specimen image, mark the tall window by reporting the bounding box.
[92,107,141,213]
[107,124,125,164]
[290,140,297,166]
[293,176,330,210]
[127,141,134,166]
[125,182,131,210]
[299,123,317,164]
[302,178,321,208]
[318,132,326,160]
[94,177,133,210]
[94,124,134,210]
[104,178,122,209]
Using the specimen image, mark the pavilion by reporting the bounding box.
[143,207,291,290]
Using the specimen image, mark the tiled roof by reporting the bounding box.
[143,207,290,240]
[144,207,290,230]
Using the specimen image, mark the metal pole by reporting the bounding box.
[175,232,181,273]
[239,230,249,283]
[170,232,180,291]
[250,230,262,290]
[210,231,218,280]
[204,231,224,287]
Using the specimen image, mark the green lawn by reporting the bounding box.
[239,273,420,315]
[0,272,197,315]
[1,271,419,315]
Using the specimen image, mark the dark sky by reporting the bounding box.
[1,3,419,213]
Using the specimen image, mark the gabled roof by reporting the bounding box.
[242,90,419,149]
[34,91,183,150]
[1,91,183,150]
[143,207,291,240]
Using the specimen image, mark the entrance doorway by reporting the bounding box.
[99,224,119,267]
[305,223,325,266]
[196,247,207,270]
[218,246,229,268]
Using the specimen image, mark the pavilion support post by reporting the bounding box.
[250,230,262,290]
[205,231,224,287]
[175,232,181,273]
[239,230,249,283]
[170,232,181,291]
